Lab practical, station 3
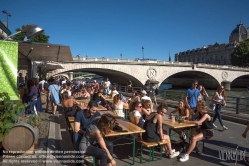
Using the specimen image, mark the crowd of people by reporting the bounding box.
[19,73,248,164]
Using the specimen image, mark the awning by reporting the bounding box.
[18,42,73,62]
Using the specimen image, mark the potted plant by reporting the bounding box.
[0,92,26,148]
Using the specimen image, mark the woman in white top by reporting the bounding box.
[129,101,144,128]
[113,94,129,118]
[212,85,228,130]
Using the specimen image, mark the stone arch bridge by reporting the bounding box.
[48,59,249,90]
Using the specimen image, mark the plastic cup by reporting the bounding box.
[171,116,175,123]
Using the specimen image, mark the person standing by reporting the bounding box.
[150,83,157,104]
[185,80,200,119]
[26,79,38,114]
[18,73,25,88]
[143,79,151,97]
[198,85,209,101]
[39,77,46,92]
[212,85,228,130]
[104,77,111,95]
[47,78,60,115]
[25,73,28,84]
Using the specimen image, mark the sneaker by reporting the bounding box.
[223,126,228,130]
[179,154,189,162]
[169,151,180,159]
[213,123,217,128]
[166,149,175,155]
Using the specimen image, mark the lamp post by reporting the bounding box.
[120,53,122,59]
[4,24,44,40]
[142,46,144,59]
[2,10,11,28]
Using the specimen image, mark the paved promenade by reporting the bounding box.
[1,100,249,166]
[46,104,249,166]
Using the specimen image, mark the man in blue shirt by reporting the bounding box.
[185,80,200,118]
[74,101,101,150]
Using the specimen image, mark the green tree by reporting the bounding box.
[231,39,249,67]
[13,24,50,43]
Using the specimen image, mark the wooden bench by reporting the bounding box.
[157,140,170,159]
[68,116,75,122]
[138,139,169,163]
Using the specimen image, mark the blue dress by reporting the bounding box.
[48,84,60,105]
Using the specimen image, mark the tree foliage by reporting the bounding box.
[231,39,249,67]
[13,24,50,43]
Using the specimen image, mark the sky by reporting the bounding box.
[1,0,249,61]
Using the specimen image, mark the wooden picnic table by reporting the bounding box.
[98,111,121,118]
[78,104,107,111]
[105,98,113,103]
[67,114,144,165]
[163,116,197,135]
[163,116,207,154]
[104,119,145,165]
[163,116,197,129]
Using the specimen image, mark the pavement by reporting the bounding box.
[43,99,249,166]
[1,97,249,166]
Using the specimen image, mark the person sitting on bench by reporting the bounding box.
[142,103,180,158]
[179,100,214,162]
[79,114,117,166]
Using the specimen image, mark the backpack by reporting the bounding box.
[155,88,159,95]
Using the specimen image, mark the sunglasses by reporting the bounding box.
[161,111,166,115]
[137,105,142,108]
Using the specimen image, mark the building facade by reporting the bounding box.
[175,22,249,65]
[0,21,11,40]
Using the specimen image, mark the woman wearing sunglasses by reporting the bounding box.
[142,103,180,158]
[212,85,228,130]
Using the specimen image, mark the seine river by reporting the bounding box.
[159,84,248,101]
[158,84,249,113]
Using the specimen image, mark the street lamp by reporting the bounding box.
[120,53,122,59]
[142,46,144,59]
[2,10,11,28]
[4,24,44,41]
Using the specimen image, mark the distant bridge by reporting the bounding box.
[48,57,249,89]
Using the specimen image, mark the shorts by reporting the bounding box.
[196,128,214,140]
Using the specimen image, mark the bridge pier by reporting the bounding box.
[69,72,73,81]
[221,81,231,91]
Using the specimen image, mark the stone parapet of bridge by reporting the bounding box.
[49,59,249,90]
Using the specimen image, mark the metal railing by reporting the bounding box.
[117,85,249,114]
[180,93,249,114]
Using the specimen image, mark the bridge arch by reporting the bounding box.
[50,63,145,86]
[159,70,220,89]
[49,62,249,89]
